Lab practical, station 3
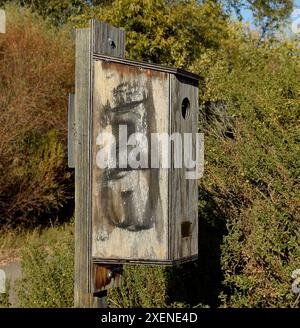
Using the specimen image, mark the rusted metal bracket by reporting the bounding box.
[93,264,123,292]
[92,264,123,308]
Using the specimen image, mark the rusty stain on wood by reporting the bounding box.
[93,264,122,292]
[91,60,199,264]
[93,53,200,81]
[92,60,169,261]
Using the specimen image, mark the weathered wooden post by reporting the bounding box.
[69,19,201,308]
[69,20,125,308]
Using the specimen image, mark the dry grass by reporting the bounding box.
[0,5,75,225]
[0,221,74,266]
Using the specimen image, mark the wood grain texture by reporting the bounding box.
[74,21,126,308]
[169,75,199,261]
[91,61,169,261]
[92,53,200,81]
[74,28,95,308]
[74,19,199,309]
[91,20,125,57]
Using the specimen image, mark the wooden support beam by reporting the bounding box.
[74,20,125,308]
[74,27,93,308]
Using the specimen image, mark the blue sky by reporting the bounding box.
[295,0,300,8]
[237,0,300,25]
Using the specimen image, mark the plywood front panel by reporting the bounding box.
[170,75,199,261]
[92,60,169,261]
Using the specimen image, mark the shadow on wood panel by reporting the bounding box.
[167,188,228,308]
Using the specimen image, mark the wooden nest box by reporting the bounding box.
[71,21,201,301]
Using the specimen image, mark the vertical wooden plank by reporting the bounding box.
[0,9,5,34]
[74,28,94,308]
[89,20,126,259]
[91,20,125,57]
[169,75,199,262]
[68,94,75,168]
[89,21,126,304]
[74,20,126,308]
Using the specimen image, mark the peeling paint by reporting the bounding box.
[92,60,169,261]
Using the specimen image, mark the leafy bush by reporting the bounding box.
[0,280,11,308]
[70,0,229,69]
[70,1,300,308]
[1,1,299,308]
[0,5,74,225]
[196,28,300,307]
[0,0,88,26]
[15,222,74,307]
[108,265,169,308]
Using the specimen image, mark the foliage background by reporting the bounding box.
[0,1,299,308]
[0,6,74,226]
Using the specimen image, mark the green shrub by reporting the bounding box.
[108,265,169,308]
[70,0,229,69]
[14,222,200,308]
[2,1,300,308]
[5,130,73,226]
[15,223,74,307]
[70,1,300,308]
[0,280,11,308]
[196,29,300,307]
